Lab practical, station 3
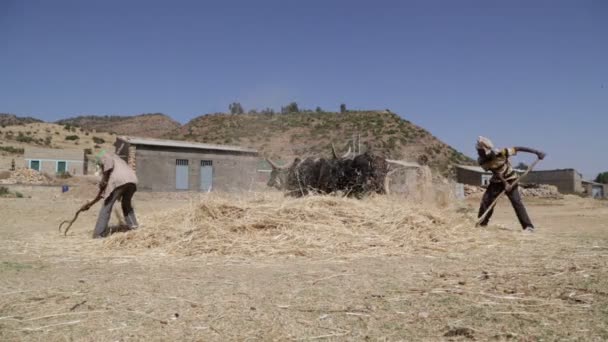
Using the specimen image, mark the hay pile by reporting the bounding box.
[0,168,53,185]
[104,193,473,257]
[388,166,454,207]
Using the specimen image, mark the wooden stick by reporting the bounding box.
[59,197,101,236]
[475,158,541,227]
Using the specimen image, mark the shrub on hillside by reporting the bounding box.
[15,133,34,143]
[0,146,24,154]
[65,135,80,141]
[92,136,105,144]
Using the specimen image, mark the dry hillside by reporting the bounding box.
[167,111,474,174]
[0,122,116,170]
[56,113,180,138]
[2,110,474,175]
[0,113,43,126]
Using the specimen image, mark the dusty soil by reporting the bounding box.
[1,187,607,341]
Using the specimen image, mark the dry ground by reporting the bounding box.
[0,186,607,341]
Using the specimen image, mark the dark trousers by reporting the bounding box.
[93,183,139,238]
[478,182,533,229]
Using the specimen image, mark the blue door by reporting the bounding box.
[176,159,189,190]
[200,160,213,192]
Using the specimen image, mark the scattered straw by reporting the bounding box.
[103,192,473,257]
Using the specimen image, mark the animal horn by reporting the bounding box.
[341,146,352,159]
[331,143,338,159]
[266,158,293,170]
[266,158,282,169]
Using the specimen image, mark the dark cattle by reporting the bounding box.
[266,151,389,198]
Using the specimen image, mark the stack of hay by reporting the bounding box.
[0,168,53,185]
[104,193,472,257]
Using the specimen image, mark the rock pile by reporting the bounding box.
[463,183,563,199]
[0,168,53,185]
[464,184,484,197]
[520,184,563,199]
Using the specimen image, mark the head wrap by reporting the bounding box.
[476,136,494,154]
[95,149,107,165]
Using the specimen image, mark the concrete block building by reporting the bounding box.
[455,165,493,186]
[113,136,259,192]
[521,169,583,194]
[582,180,606,199]
[24,147,85,175]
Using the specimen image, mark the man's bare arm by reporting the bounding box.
[514,146,546,160]
[82,170,111,211]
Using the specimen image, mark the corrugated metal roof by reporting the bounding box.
[455,164,490,173]
[582,180,603,186]
[118,136,258,154]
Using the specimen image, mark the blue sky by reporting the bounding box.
[1,0,606,178]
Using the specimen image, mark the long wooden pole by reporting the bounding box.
[475,158,541,227]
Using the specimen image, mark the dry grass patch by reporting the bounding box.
[104,192,474,257]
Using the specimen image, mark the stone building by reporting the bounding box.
[113,136,259,192]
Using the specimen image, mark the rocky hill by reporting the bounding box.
[0,114,43,127]
[1,110,475,175]
[167,111,474,174]
[56,113,180,138]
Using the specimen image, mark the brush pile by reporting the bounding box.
[104,193,472,257]
[276,152,389,198]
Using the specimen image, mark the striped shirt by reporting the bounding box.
[478,147,518,183]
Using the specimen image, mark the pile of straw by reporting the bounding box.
[104,192,473,257]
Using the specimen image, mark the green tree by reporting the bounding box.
[228,102,244,115]
[595,172,608,184]
[315,106,323,113]
[281,102,299,114]
[261,108,275,115]
[515,162,529,170]
[340,103,347,113]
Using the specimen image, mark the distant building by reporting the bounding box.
[455,165,492,187]
[24,147,85,175]
[113,136,259,192]
[582,180,606,199]
[521,169,584,194]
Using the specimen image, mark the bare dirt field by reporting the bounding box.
[1,186,607,341]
